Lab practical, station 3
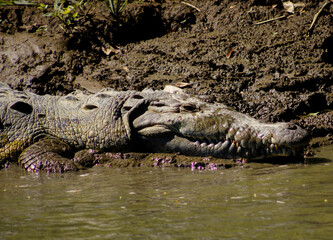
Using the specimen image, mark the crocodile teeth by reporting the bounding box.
[237,146,242,154]
[240,139,248,148]
[292,148,296,156]
[208,143,215,148]
[266,148,270,154]
[226,127,237,140]
[271,137,278,144]
[215,142,222,149]
[251,147,256,156]
[245,151,250,157]
[190,136,295,159]
[201,142,207,147]
[222,140,231,151]
[229,142,237,153]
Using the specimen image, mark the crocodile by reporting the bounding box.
[0,82,309,172]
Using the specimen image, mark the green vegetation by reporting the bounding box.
[1,0,131,35]
[104,0,128,19]
[0,0,35,6]
[40,0,93,35]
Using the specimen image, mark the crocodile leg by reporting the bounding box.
[18,138,84,173]
[1,136,27,168]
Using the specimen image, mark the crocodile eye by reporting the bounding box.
[287,123,297,130]
[180,103,198,112]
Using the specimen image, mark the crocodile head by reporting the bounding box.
[128,89,309,160]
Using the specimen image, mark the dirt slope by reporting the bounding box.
[0,0,332,142]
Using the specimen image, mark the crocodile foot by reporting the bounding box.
[18,138,84,173]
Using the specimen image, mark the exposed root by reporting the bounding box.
[308,0,332,34]
[254,15,288,25]
[180,1,206,21]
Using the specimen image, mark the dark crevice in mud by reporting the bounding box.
[321,35,333,64]
[14,9,23,28]
[117,4,166,43]
[65,2,197,52]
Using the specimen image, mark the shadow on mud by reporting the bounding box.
[250,156,331,165]
[304,157,332,165]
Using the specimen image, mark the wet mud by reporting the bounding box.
[73,149,240,170]
[0,0,332,167]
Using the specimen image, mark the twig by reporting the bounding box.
[180,1,206,21]
[308,0,332,34]
[254,15,288,25]
[181,1,201,12]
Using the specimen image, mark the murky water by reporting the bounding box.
[1,146,333,240]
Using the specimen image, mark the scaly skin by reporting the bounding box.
[0,82,309,172]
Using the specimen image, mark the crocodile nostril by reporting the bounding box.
[180,103,198,112]
[287,123,297,130]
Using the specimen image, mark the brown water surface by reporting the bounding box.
[1,146,333,240]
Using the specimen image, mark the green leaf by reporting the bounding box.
[43,12,54,17]
[0,0,36,6]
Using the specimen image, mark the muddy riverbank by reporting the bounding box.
[0,0,332,149]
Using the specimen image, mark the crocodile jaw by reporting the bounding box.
[133,111,309,160]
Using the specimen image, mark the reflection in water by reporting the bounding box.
[0,146,333,240]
